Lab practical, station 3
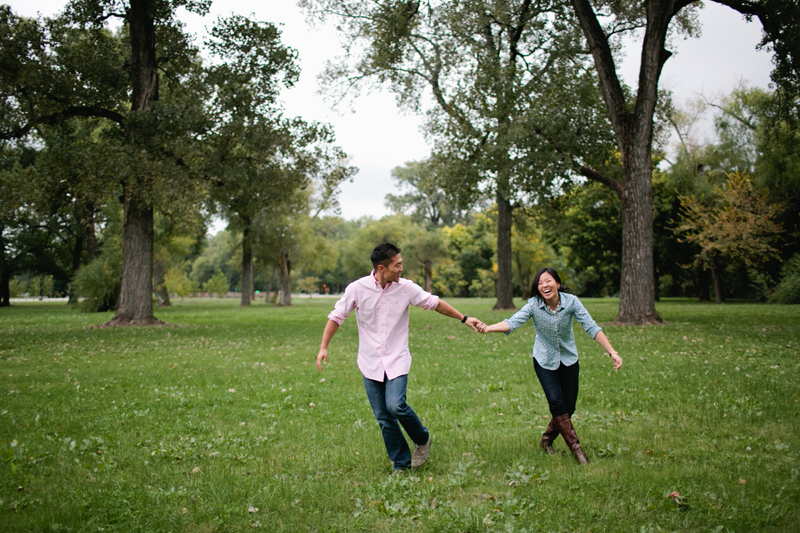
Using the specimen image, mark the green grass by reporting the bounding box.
[0,297,798,532]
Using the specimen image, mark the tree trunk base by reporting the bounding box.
[95,316,169,328]
[492,305,516,311]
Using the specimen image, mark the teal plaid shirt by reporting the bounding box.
[503,293,602,370]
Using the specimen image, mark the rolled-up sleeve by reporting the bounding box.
[573,298,602,339]
[503,302,535,335]
[408,284,440,311]
[328,284,356,325]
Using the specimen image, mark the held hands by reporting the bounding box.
[464,316,485,332]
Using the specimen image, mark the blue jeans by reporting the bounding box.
[533,359,580,418]
[362,373,429,470]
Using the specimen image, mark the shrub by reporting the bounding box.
[70,254,122,312]
[8,277,27,298]
[202,270,228,298]
[770,254,800,304]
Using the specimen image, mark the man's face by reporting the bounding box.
[381,254,403,282]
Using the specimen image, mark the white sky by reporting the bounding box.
[10,1,774,223]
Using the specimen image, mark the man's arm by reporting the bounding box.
[316,319,340,370]
[434,300,484,332]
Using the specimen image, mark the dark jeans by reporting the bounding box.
[533,359,580,418]
[362,373,429,470]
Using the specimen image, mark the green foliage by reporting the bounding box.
[676,173,784,271]
[536,180,622,297]
[164,263,197,298]
[385,159,468,226]
[8,276,26,297]
[295,276,321,294]
[770,254,800,304]
[202,269,229,298]
[70,254,122,313]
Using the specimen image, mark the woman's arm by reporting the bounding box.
[595,331,622,370]
[478,321,510,334]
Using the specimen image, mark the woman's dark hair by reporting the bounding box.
[531,267,572,299]
[371,242,401,269]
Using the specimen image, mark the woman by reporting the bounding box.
[478,267,622,464]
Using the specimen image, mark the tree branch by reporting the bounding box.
[1,106,126,141]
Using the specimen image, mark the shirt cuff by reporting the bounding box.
[421,294,440,311]
[327,312,346,325]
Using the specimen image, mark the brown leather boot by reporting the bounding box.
[553,414,588,465]
[540,418,559,454]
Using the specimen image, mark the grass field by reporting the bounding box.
[0,297,798,532]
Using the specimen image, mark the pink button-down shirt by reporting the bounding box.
[327,272,440,381]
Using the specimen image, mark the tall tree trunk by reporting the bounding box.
[153,259,170,307]
[571,0,674,324]
[616,144,660,323]
[653,258,660,302]
[0,226,10,307]
[83,202,98,261]
[710,256,724,303]
[0,267,10,308]
[424,259,433,293]
[696,264,711,301]
[109,188,158,324]
[279,252,292,306]
[494,181,516,310]
[241,220,253,307]
[69,230,85,305]
[106,0,160,326]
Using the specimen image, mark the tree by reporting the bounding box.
[1,1,210,325]
[568,0,800,322]
[302,0,615,310]
[385,159,470,227]
[675,172,784,303]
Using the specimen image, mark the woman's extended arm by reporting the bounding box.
[478,321,510,334]
[595,331,622,370]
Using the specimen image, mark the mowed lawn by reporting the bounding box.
[0,297,797,532]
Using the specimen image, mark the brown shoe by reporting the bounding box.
[553,414,588,465]
[411,436,431,467]
[540,418,559,454]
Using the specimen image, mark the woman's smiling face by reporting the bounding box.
[537,272,560,303]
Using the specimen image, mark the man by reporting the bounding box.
[316,243,483,472]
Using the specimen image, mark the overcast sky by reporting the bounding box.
[10,1,774,222]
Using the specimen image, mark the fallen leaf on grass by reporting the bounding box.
[190,466,201,474]
[248,505,258,513]
[181,508,187,515]
[739,478,746,484]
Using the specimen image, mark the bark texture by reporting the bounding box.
[494,185,516,310]
[240,221,253,307]
[570,0,680,324]
[106,188,161,325]
[279,252,292,306]
[154,260,170,307]
[104,0,161,326]
[0,267,9,307]
[423,259,433,293]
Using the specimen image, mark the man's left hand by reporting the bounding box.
[464,317,485,332]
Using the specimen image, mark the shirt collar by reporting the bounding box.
[537,293,564,310]
[371,270,393,289]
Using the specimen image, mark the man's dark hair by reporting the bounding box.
[371,243,401,269]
